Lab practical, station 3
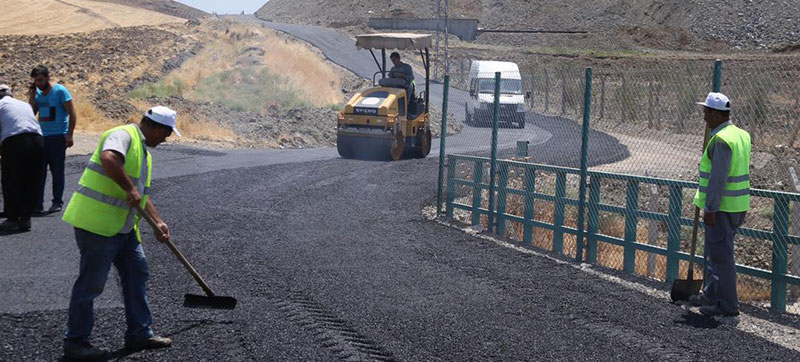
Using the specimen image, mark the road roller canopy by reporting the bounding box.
[356,33,432,50]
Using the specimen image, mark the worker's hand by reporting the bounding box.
[27,83,37,101]
[126,189,142,208]
[155,222,170,243]
[65,134,74,148]
[703,211,717,227]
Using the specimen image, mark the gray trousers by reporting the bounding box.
[703,211,746,313]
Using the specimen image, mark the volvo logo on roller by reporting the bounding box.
[353,107,379,116]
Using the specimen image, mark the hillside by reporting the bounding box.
[256,0,800,51]
[0,0,185,35]
[92,0,209,19]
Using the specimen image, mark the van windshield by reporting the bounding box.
[478,79,523,95]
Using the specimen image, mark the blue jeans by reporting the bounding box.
[38,135,66,210]
[64,228,154,346]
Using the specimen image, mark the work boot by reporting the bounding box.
[49,203,63,213]
[699,305,739,317]
[63,341,107,360]
[18,218,31,232]
[125,335,172,351]
[0,219,19,231]
[688,293,713,307]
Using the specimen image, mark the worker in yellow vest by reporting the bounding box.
[61,106,180,360]
[689,92,751,317]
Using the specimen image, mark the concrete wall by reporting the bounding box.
[368,18,480,41]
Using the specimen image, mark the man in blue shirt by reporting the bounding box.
[28,65,77,213]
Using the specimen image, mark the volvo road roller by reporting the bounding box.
[337,33,432,160]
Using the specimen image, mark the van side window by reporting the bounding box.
[398,97,406,117]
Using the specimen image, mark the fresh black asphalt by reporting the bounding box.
[2,150,798,361]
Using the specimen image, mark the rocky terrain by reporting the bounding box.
[257,0,799,52]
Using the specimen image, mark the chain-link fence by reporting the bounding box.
[436,55,800,315]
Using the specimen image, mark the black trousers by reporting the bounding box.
[1,133,45,221]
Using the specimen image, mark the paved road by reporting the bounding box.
[2,148,798,361]
[0,17,794,362]
[234,15,628,166]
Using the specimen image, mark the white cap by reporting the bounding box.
[144,106,181,137]
[697,92,731,111]
[0,84,10,94]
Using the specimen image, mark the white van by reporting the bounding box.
[465,60,528,128]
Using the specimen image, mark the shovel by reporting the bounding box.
[670,205,704,302]
[135,205,237,310]
[670,126,711,303]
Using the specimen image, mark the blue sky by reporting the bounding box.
[176,0,266,14]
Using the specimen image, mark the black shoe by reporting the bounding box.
[49,203,63,213]
[18,219,31,231]
[63,341,107,360]
[125,335,172,351]
[699,305,739,317]
[688,293,713,307]
[0,219,19,231]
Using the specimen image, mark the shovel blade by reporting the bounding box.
[183,293,237,310]
[670,279,703,302]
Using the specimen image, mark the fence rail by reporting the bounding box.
[445,154,800,312]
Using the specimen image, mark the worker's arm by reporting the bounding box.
[145,198,170,243]
[64,100,76,148]
[27,84,38,115]
[703,140,732,227]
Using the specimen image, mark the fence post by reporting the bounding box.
[647,79,655,129]
[437,75,450,214]
[599,76,605,121]
[523,167,536,245]
[666,185,682,283]
[587,176,600,263]
[560,68,567,116]
[773,198,790,313]
[446,157,456,218]
[471,160,484,226]
[487,72,501,233]
[576,67,592,261]
[624,180,640,273]
[712,59,723,92]
[496,163,510,236]
[553,171,567,254]
[647,184,659,277]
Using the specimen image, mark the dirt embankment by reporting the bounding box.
[0,20,363,150]
[91,0,209,19]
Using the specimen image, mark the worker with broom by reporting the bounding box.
[690,92,751,317]
[61,106,180,360]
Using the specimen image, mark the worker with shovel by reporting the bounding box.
[690,92,751,317]
[61,106,180,360]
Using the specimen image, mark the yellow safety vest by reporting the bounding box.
[63,124,152,241]
[693,124,751,213]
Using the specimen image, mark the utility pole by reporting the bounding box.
[444,0,450,75]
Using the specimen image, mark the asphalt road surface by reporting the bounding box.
[235,15,629,166]
[2,146,798,361]
[1,18,796,362]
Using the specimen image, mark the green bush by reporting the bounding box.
[128,79,187,99]
[191,67,311,113]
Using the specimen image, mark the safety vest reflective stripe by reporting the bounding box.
[697,172,750,183]
[75,186,128,209]
[85,161,149,195]
[696,186,750,197]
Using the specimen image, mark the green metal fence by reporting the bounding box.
[436,59,800,314]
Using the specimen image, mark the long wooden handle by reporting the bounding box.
[687,126,712,280]
[135,204,215,297]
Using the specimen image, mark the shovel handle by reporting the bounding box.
[135,204,216,297]
[687,126,712,280]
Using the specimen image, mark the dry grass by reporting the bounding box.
[127,99,241,145]
[0,0,183,35]
[70,85,122,132]
[155,22,341,108]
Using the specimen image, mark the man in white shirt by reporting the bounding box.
[0,84,45,232]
